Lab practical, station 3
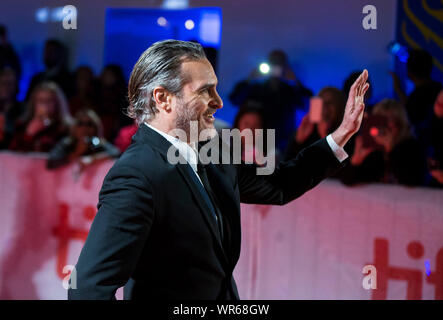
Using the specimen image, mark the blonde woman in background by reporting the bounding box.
[9,82,71,152]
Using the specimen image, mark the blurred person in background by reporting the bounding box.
[0,67,24,149]
[229,49,312,150]
[339,99,427,187]
[9,82,71,152]
[232,100,280,164]
[0,25,21,79]
[113,120,138,153]
[428,89,443,188]
[69,66,98,115]
[47,108,119,170]
[97,64,131,142]
[390,49,442,150]
[285,86,347,160]
[26,39,73,100]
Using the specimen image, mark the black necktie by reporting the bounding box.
[197,163,224,241]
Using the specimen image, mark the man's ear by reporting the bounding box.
[152,87,172,112]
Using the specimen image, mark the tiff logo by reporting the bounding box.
[367,238,443,299]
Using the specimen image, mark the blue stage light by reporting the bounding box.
[388,41,409,63]
[35,7,49,23]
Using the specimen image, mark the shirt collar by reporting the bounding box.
[144,122,199,168]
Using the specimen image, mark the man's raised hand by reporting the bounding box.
[331,69,370,147]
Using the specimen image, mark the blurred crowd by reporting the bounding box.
[0,27,132,172]
[229,48,443,189]
[0,24,442,188]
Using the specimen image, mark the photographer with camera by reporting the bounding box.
[47,108,119,170]
[339,99,427,187]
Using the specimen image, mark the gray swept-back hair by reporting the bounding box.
[127,39,207,125]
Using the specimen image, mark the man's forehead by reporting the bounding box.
[181,59,217,89]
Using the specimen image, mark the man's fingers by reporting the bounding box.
[348,69,368,108]
[356,80,363,100]
[362,69,368,82]
[354,70,367,98]
[361,69,368,85]
[353,72,364,91]
[356,82,364,104]
[357,82,368,102]
[359,69,368,90]
[350,71,363,95]
[357,69,367,86]
[362,83,370,96]
[361,69,368,88]
[348,79,360,102]
[357,71,369,101]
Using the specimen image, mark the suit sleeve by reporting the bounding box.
[238,137,346,205]
[68,164,155,299]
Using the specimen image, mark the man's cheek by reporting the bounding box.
[198,100,207,112]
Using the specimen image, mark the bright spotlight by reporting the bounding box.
[157,16,167,27]
[185,19,195,30]
[259,63,270,74]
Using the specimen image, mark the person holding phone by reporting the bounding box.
[284,86,346,161]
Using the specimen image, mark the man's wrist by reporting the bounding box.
[331,126,353,148]
[326,134,348,162]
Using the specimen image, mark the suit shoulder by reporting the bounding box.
[105,142,161,181]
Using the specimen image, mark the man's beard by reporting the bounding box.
[174,98,201,138]
[174,98,218,143]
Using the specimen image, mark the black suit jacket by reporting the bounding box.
[68,124,345,300]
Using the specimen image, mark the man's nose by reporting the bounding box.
[211,91,223,109]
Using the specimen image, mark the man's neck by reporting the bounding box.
[145,120,174,136]
[144,121,195,147]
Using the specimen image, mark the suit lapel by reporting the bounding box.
[200,136,242,268]
[174,161,229,266]
[206,163,242,267]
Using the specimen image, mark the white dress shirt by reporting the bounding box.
[326,134,348,162]
[144,123,348,184]
[145,123,202,184]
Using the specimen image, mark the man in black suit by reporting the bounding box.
[68,40,369,300]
